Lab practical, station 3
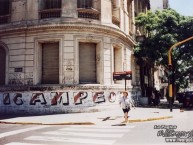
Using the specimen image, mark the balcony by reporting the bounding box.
[39,8,61,19]
[77,8,100,20]
[112,15,120,27]
[0,14,10,24]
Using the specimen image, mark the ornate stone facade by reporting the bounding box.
[0,0,149,92]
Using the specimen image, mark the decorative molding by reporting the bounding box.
[0,22,136,46]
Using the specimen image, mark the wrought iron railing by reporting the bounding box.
[77,8,100,20]
[0,15,10,24]
[39,8,61,19]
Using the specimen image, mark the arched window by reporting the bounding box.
[0,0,11,24]
[39,0,62,19]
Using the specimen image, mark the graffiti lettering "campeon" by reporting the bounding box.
[1,91,119,106]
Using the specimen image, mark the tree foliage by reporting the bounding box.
[135,9,193,90]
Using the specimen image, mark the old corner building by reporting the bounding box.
[0,0,149,114]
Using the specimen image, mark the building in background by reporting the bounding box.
[150,0,169,11]
[150,0,169,99]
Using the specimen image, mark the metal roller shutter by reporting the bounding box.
[0,47,6,85]
[79,42,96,83]
[42,43,59,84]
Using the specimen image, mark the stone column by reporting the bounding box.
[11,0,26,22]
[62,0,77,18]
[27,0,39,20]
[100,0,112,25]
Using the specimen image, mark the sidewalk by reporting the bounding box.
[0,104,183,126]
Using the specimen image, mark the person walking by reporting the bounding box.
[119,91,135,123]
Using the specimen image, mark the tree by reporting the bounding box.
[135,9,193,92]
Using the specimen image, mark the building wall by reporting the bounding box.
[0,0,151,113]
[0,0,136,89]
[0,90,141,115]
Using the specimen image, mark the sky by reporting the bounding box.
[169,0,193,16]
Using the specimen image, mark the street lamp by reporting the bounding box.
[168,36,193,112]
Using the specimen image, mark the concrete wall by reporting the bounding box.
[0,90,140,115]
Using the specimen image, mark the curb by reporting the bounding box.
[0,116,172,125]
[0,121,95,125]
[128,116,173,123]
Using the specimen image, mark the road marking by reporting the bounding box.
[0,126,49,139]
[4,143,45,145]
[44,131,125,138]
[60,127,130,132]
[70,125,135,129]
[6,125,136,145]
[25,136,115,145]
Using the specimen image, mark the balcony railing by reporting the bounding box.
[39,8,61,19]
[77,8,100,20]
[112,15,120,27]
[0,14,10,24]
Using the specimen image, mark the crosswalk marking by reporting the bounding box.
[25,136,115,145]
[44,131,124,138]
[70,125,135,129]
[4,143,45,145]
[0,126,49,139]
[5,125,136,145]
[59,127,129,133]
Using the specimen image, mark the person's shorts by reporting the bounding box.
[122,108,130,113]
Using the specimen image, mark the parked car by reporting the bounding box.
[183,91,193,107]
[176,92,185,103]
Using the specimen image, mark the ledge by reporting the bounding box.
[0,18,136,46]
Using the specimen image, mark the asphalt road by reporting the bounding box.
[0,110,193,145]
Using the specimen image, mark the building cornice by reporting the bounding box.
[0,22,136,46]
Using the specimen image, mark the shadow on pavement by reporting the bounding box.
[0,112,69,121]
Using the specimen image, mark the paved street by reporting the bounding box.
[0,107,193,145]
[0,124,135,145]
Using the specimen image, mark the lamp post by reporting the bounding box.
[168,36,193,112]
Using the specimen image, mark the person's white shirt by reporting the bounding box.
[119,95,135,109]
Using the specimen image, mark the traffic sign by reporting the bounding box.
[113,71,132,80]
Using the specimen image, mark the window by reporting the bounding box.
[0,0,10,24]
[42,43,59,84]
[78,0,93,9]
[44,0,61,9]
[77,0,100,20]
[113,46,123,84]
[39,0,61,19]
[79,42,97,84]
